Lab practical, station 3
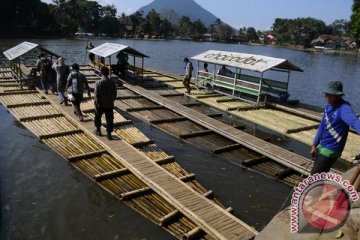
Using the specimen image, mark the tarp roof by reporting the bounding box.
[89,43,149,58]
[3,41,38,61]
[191,50,303,73]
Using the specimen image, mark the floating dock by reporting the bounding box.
[0,66,259,240]
[140,68,360,164]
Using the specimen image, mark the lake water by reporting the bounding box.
[1,38,359,112]
[0,38,359,239]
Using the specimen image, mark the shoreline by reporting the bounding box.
[1,35,359,56]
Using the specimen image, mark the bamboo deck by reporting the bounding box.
[0,66,258,240]
[123,83,315,176]
[142,68,360,163]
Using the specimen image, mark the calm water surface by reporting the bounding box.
[0,38,359,239]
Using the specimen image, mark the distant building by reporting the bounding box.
[311,35,356,50]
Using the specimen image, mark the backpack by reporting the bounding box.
[40,59,52,74]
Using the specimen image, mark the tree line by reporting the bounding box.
[1,0,360,47]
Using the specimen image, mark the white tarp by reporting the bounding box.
[3,41,39,61]
[191,50,302,72]
[89,42,149,58]
[89,43,127,58]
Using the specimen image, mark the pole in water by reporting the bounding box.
[84,39,89,65]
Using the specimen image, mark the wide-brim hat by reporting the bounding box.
[323,81,345,96]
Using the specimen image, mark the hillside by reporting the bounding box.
[137,0,218,26]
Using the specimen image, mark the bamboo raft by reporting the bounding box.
[141,68,360,163]
[120,82,316,176]
[0,66,258,240]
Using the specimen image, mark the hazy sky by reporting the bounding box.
[41,0,353,30]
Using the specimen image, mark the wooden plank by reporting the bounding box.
[117,95,144,100]
[179,130,213,139]
[113,120,133,127]
[68,149,107,162]
[216,98,239,103]
[154,155,175,164]
[150,116,187,124]
[242,156,268,167]
[212,144,242,154]
[182,102,200,107]
[0,90,38,96]
[7,101,50,108]
[227,105,263,111]
[183,227,203,240]
[160,92,184,97]
[285,124,319,134]
[19,113,63,122]
[196,94,223,99]
[275,168,296,179]
[126,106,164,112]
[39,129,83,140]
[131,140,154,148]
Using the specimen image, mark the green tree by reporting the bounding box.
[351,0,360,42]
[193,19,207,35]
[272,17,328,47]
[246,27,259,41]
[145,9,162,35]
[0,0,58,35]
[129,11,144,36]
[178,16,193,37]
[329,19,351,36]
[160,19,173,38]
[99,5,120,36]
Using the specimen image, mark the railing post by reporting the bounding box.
[232,68,237,96]
[257,72,264,104]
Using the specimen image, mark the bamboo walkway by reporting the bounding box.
[0,66,258,240]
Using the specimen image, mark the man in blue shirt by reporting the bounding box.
[310,81,360,174]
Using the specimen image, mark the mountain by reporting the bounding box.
[137,0,218,26]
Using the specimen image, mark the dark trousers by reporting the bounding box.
[310,151,338,174]
[94,107,114,133]
[72,93,83,119]
[183,76,191,92]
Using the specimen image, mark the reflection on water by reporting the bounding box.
[0,38,359,112]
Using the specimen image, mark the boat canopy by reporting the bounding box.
[3,41,60,90]
[191,50,303,73]
[3,41,60,61]
[89,43,149,58]
[3,42,39,61]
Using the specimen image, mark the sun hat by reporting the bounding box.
[323,81,345,96]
